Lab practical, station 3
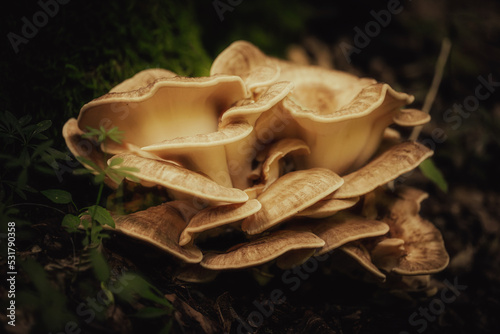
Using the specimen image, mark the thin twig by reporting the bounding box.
[409,38,452,141]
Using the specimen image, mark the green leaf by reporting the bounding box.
[108,157,123,167]
[76,156,104,174]
[45,147,70,160]
[3,111,19,129]
[419,158,448,192]
[88,205,115,228]
[106,171,124,185]
[133,307,170,319]
[115,273,173,309]
[81,218,90,230]
[20,149,30,168]
[40,152,57,168]
[33,133,49,140]
[62,214,80,232]
[107,127,124,144]
[18,115,32,126]
[94,173,106,184]
[13,186,27,200]
[89,248,110,282]
[116,166,140,173]
[34,165,57,175]
[73,168,93,175]
[32,120,52,135]
[17,168,28,189]
[41,189,73,204]
[82,127,101,138]
[100,281,115,304]
[31,140,54,159]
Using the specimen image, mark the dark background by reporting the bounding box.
[1,0,499,333]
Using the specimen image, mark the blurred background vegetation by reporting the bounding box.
[1,0,499,332]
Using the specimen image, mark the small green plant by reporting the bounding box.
[0,111,69,246]
[115,272,175,332]
[0,110,68,201]
[43,125,138,249]
[41,126,133,301]
[40,125,174,333]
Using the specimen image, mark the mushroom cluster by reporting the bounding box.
[63,41,448,288]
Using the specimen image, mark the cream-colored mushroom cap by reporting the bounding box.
[211,41,424,175]
[78,74,249,148]
[393,109,431,127]
[112,203,202,263]
[242,168,343,235]
[333,141,433,199]
[141,122,253,153]
[112,153,249,204]
[109,68,178,93]
[219,81,294,127]
[211,40,274,80]
[200,230,325,270]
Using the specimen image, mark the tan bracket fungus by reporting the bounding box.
[179,199,262,246]
[241,168,344,235]
[71,70,257,194]
[333,141,433,199]
[63,40,449,287]
[211,41,428,176]
[113,153,248,204]
[309,213,390,256]
[297,196,359,219]
[339,242,387,281]
[112,202,203,264]
[378,190,450,275]
[200,230,325,270]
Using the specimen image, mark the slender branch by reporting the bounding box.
[409,38,452,141]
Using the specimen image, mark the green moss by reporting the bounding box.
[1,0,212,144]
